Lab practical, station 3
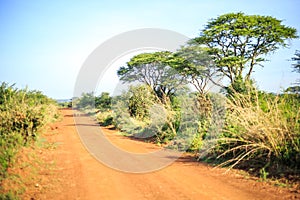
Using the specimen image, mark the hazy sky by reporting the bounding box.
[0,0,299,99]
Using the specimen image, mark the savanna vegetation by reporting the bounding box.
[0,82,59,199]
[74,12,299,182]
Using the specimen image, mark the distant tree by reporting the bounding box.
[285,86,300,94]
[292,50,300,84]
[292,50,300,73]
[76,92,94,109]
[117,51,187,99]
[191,12,298,87]
[287,50,300,93]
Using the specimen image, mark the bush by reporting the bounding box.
[0,82,59,188]
[168,93,226,151]
[112,95,151,135]
[96,111,114,126]
[95,92,112,111]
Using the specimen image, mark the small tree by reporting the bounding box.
[286,50,300,94]
[95,92,112,111]
[192,12,298,87]
[76,92,95,110]
[292,50,300,85]
[292,50,300,73]
[127,85,157,120]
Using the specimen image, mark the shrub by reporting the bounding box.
[0,82,59,187]
[127,85,157,120]
[96,111,114,126]
[112,95,151,135]
[95,92,112,111]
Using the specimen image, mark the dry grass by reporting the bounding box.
[212,90,300,176]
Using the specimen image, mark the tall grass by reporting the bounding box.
[211,90,300,177]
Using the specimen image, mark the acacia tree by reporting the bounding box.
[117,53,186,140]
[191,12,298,86]
[117,51,187,99]
[170,45,219,95]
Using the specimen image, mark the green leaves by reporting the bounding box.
[127,51,171,67]
[117,51,187,98]
[192,12,298,84]
[172,45,219,94]
[95,92,112,111]
[0,82,59,183]
[127,85,157,120]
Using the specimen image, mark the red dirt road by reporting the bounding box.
[19,109,299,199]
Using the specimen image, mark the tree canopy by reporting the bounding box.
[170,45,218,95]
[191,12,298,84]
[117,51,187,98]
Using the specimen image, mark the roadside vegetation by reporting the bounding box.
[0,82,59,199]
[75,12,299,183]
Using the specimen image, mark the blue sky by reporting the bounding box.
[0,0,299,99]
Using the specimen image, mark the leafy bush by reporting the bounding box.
[225,76,255,96]
[168,93,225,151]
[0,82,59,188]
[111,85,179,141]
[127,85,157,120]
[112,89,152,135]
[96,111,114,126]
[95,92,112,111]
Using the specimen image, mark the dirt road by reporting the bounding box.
[21,109,299,199]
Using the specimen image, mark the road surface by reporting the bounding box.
[21,109,299,199]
